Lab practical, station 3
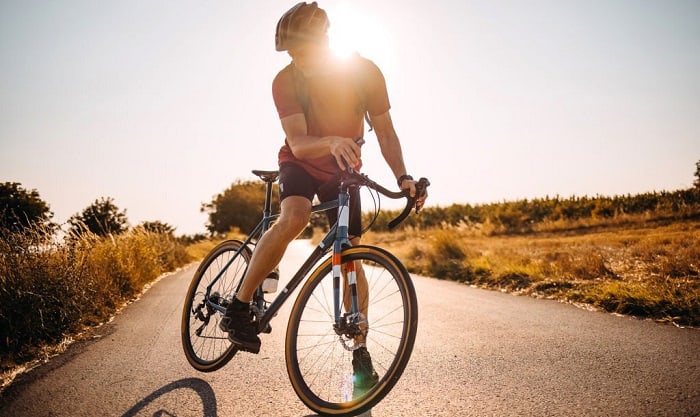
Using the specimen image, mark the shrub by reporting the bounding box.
[0,182,55,233]
[419,228,476,280]
[202,180,280,235]
[68,197,128,237]
[0,226,190,364]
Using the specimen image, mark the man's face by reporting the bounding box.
[288,42,329,77]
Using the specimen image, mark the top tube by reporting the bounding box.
[254,168,429,230]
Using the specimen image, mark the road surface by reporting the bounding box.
[1,240,698,416]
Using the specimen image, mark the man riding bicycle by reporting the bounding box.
[220,1,427,390]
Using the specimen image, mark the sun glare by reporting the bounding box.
[326,3,394,64]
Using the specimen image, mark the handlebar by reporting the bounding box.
[328,137,429,229]
[340,170,430,230]
[388,177,430,229]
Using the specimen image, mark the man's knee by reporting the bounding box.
[275,197,311,237]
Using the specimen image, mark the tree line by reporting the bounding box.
[203,160,700,235]
[0,182,183,240]
[368,188,700,233]
[6,160,698,239]
[381,162,700,233]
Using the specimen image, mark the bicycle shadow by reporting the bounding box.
[120,377,372,417]
[120,378,217,417]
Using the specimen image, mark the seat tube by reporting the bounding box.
[261,180,274,232]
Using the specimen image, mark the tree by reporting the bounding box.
[694,160,700,190]
[202,180,279,235]
[138,220,176,236]
[68,197,128,236]
[0,182,54,233]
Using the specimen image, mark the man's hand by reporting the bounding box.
[329,136,361,170]
[399,178,428,211]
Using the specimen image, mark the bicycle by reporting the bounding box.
[181,167,429,416]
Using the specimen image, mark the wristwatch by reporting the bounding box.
[397,174,413,188]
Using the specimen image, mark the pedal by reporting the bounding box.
[230,338,261,354]
[227,331,261,354]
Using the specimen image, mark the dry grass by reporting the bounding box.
[184,229,245,260]
[0,227,191,389]
[363,220,700,326]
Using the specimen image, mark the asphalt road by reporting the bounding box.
[1,240,698,417]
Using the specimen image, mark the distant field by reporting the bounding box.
[195,220,698,328]
[363,219,700,327]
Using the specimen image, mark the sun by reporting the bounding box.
[326,3,393,62]
[327,4,357,58]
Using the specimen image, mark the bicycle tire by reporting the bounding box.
[285,245,418,416]
[181,239,251,372]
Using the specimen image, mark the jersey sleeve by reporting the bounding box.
[272,66,304,119]
[362,59,391,116]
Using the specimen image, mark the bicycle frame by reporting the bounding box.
[204,175,358,334]
[183,167,428,414]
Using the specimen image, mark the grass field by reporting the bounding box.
[0,228,191,391]
[2,214,696,393]
[363,218,700,327]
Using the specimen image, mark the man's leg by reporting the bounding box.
[236,196,312,302]
[220,196,311,352]
[345,237,379,389]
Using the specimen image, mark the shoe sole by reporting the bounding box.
[228,333,261,354]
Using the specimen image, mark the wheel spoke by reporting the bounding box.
[181,241,249,371]
[286,247,418,415]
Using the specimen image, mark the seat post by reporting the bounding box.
[252,169,279,232]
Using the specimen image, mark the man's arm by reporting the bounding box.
[280,113,361,170]
[371,110,427,208]
[370,111,407,180]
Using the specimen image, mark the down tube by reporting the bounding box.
[204,223,263,296]
[257,244,329,330]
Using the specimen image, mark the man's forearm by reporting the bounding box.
[287,134,333,159]
[379,130,408,180]
[288,134,361,170]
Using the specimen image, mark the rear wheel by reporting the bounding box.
[181,240,250,372]
[285,245,418,416]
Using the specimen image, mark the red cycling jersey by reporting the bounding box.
[272,55,391,181]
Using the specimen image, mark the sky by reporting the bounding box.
[1,0,699,235]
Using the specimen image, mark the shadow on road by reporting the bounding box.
[118,376,373,417]
[121,378,217,417]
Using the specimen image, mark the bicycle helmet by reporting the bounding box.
[275,2,329,51]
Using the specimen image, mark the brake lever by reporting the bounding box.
[414,177,430,213]
[342,137,366,174]
[388,177,431,229]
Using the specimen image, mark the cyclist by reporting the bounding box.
[220,1,427,389]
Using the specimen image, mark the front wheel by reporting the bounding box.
[285,245,418,416]
[181,240,251,372]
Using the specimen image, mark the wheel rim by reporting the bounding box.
[184,242,248,365]
[288,250,413,411]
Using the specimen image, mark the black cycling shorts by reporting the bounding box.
[279,162,362,238]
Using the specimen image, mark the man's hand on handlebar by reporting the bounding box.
[329,136,362,171]
[399,177,429,211]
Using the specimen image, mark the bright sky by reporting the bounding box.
[1,1,699,235]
